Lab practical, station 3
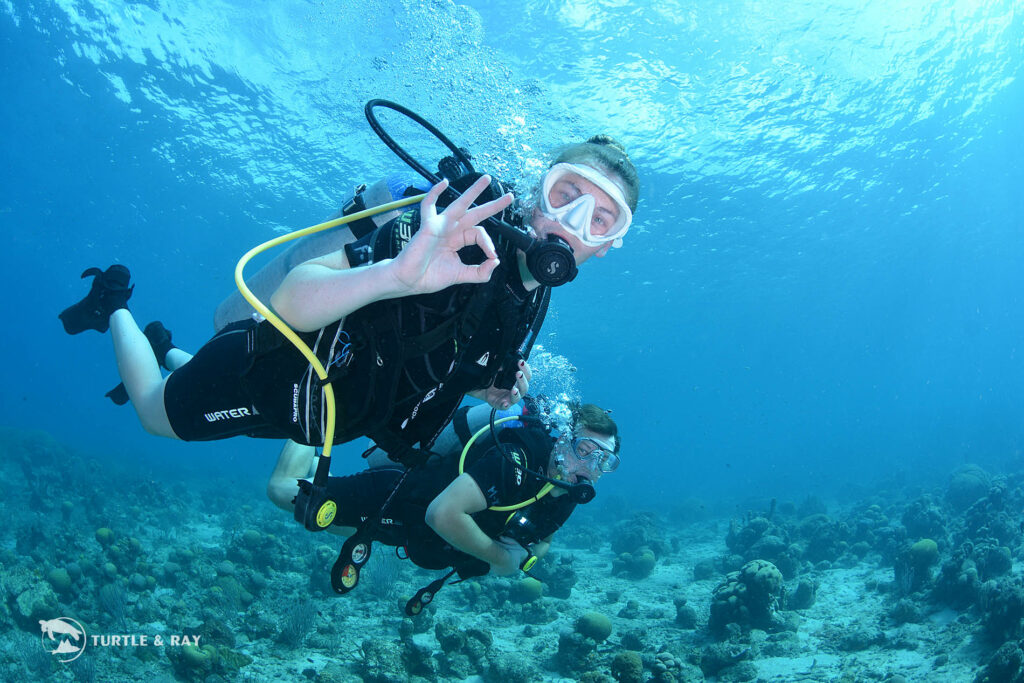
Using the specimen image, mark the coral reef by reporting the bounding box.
[980,577,1024,642]
[725,514,800,578]
[511,576,544,603]
[358,637,407,683]
[611,546,658,579]
[575,611,613,641]
[699,641,756,679]
[610,512,670,557]
[693,558,717,580]
[796,513,848,565]
[901,497,946,540]
[527,551,577,598]
[277,597,317,646]
[708,559,785,637]
[486,651,538,683]
[892,537,940,595]
[947,464,992,512]
[788,577,817,610]
[435,617,492,678]
[674,596,699,628]
[610,650,643,683]
[3,425,1023,681]
[975,641,1024,683]
[556,630,600,677]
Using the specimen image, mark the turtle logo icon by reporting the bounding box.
[39,617,87,663]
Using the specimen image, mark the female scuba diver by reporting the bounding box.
[59,132,640,472]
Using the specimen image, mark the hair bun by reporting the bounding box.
[586,134,630,160]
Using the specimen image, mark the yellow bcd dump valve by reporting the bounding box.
[293,479,336,531]
[315,499,337,528]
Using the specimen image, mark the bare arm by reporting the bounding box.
[271,177,510,333]
[269,250,407,332]
[425,473,525,575]
[532,534,553,560]
[216,225,356,331]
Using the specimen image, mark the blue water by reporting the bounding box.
[2,0,1022,507]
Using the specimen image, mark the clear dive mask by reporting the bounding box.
[539,163,633,248]
[571,436,620,473]
[553,434,620,481]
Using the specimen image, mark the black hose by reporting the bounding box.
[364,99,475,186]
[363,99,536,253]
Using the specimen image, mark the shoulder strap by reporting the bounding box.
[452,406,473,448]
[520,286,550,360]
[344,210,419,268]
[457,260,510,342]
[398,315,460,360]
[339,185,377,240]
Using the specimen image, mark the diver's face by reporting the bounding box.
[528,169,627,265]
[548,427,617,485]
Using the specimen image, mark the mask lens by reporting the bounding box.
[599,452,620,473]
[540,163,632,247]
[572,438,619,473]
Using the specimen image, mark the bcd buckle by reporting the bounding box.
[384,444,432,469]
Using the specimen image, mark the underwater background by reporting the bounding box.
[1,0,1023,681]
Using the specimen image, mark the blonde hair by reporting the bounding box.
[552,135,639,213]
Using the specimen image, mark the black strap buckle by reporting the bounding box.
[367,430,434,468]
[390,446,431,468]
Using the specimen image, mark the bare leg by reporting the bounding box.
[109,309,178,438]
[266,441,318,512]
[164,347,192,370]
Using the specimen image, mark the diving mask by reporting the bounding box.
[539,163,632,248]
[571,436,620,473]
[552,434,619,482]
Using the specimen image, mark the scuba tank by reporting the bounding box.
[213,175,426,328]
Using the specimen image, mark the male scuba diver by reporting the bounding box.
[59,101,639,471]
[266,398,620,614]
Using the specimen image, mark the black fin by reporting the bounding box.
[59,265,133,335]
[105,383,130,406]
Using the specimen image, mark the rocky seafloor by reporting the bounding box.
[1,426,1021,682]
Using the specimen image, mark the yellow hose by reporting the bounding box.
[459,417,554,511]
[233,193,425,463]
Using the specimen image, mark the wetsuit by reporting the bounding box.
[325,422,576,577]
[163,205,547,462]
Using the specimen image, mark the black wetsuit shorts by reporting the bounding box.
[327,467,407,545]
[164,321,286,441]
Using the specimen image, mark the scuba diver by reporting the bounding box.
[59,102,639,472]
[266,398,620,613]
